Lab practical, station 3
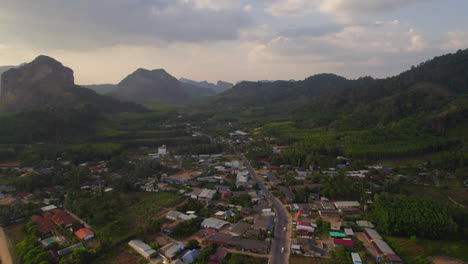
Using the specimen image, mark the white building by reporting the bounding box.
[351,253,363,264]
[128,240,157,259]
[201,218,229,230]
[158,145,167,156]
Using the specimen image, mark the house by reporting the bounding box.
[321,201,336,210]
[252,215,275,232]
[158,145,167,156]
[277,186,294,202]
[166,211,183,220]
[182,249,199,263]
[229,222,250,236]
[129,240,157,259]
[351,253,363,264]
[333,238,354,247]
[74,228,94,240]
[31,215,55,233]
[330,221,342,231]
[319,210,340,218]
[329,232,346,238]
[201,218,229,230]
[265,172,281,185]
[17,192,33,200]
[50,209,76,227]
[57,243,85,257]
[208,248,227,264]
[334,201,360,209]
[363,228,382,241]
[356,220,375,228]
[344,228,355,236]
[160,242,186,260]
[198,188,216,200]
[41,205,57,212]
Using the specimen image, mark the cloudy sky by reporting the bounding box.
[1,0,467,84]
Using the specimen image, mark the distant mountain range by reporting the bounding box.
[83,70,228,104]
[213,73,348,107]
[179,78,233,93]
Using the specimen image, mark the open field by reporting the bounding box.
[386,236,468,263]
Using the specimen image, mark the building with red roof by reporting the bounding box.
[51,209,76,226]
[333,238,354,247]
[75,228,95,240]
[30,215,55,233]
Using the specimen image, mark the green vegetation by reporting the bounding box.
[16,223,53,264]
[193,243,218,264]
[71,191,181,243]
[170,218,203,239]
[386,236,468,263]
[369,194,464,239]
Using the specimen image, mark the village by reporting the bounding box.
[0,129,464,264]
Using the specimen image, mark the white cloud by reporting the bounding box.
[183,0,240,10]
[247,20,429,78]
[441,30,468,50]
[244,4,253,12]
[266,0,427,22]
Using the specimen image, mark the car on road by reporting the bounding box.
[281,247,284,253]
[283,227,286,231]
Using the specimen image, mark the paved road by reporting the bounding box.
[240,154,291,264]
[0,227,14,264]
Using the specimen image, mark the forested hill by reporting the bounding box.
[0,55,143,113]
[213,73,348,107]
[294,49,468,133]
[0,56,145,143]
[108,68,216,105]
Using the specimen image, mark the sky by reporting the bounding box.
[0,0,467,84]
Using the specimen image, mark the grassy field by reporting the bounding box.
[386,236,468,263]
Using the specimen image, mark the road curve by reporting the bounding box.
[241,154,291,264]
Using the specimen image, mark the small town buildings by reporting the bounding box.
[330,221,342,231]
[182,249,199,263]
[160,242,186,260]
[229,222,250,236]
[344,228,355,236]
[357,220,375,228]
[351,252,363,264]
[57,243,85,257]
[333,238,354,247]
[198,188,216,200]
[201,218,229,230]
[41,205,57,212]
[334,201,360,209]
[74,228,94,240]
[252,215,275,232]
[128,240,157,260]
[158,145,167,156]
[166,211,197,221]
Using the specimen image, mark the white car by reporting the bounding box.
[281,247,285,253]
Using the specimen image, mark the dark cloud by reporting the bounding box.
[0,0,253,50]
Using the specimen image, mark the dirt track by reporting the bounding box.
[0,227,13,264]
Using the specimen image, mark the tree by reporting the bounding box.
[187,239,200,249]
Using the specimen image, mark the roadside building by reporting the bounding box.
[229,222,250,236]
[334,201,360,209]
[159,242,186,260]
[128,240,157,260]
[201,218,229,230]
